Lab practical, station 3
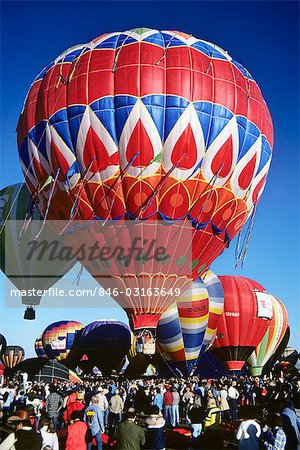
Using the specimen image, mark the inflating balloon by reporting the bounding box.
[2,345,25,369]
[42,320,84,365]
[78,320,132,375]
[17,29,273,339]
[212,276,274,371]
[247,296,288,376]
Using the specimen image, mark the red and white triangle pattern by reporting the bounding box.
[163,103,205,180]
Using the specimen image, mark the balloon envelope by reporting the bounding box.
[247,296,288,376]
[157,271,224,375]
[34,335,47,358]
[212,276,273,371]
[42,320,84,364]
[2,345,25,369]
[78,320,132,374]
[17,28,273,333]
[0,183,76,308]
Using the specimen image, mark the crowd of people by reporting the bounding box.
[0,372,299,449]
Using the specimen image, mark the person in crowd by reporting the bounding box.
[171,387,180,428]
[218,384,230,420]
[262,413,287,450]
[63,391,85,425]
[182,387,194,424]
[163,386,173,428]
[114,408,146,450]
[188,401,205,447]
[45,386,63,432]
[228,380,240,421]
[145,405,166,450]
[281,399,300,450]
[108,389,123,434]
[65,410,88,450]
[39,416,59,450]
[7,409,42,449]
[84,395,104,450]
[153,387,163,413]
[96,387,109,429]
[236,406,261,450]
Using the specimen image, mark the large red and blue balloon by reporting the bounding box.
[17,29,273,334]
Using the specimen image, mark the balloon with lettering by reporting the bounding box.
[34,335,47,358]
[17,28,273,336]
[211,276,273,371]
[0,334,7,359]
[157,270,223,375]
[0,183,76,311]
[77,320,132,375]
[2,345,25,369]
[247,296,288,376]
[42,320,84,364]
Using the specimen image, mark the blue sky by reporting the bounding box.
[0,1,299,358]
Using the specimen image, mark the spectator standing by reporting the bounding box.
[228,381,240,421]
[46,387,63,431]
[145,405,166,450]
[171,387,180,428]
[84,395,104,450]
[163,387,173,427]
[114,408,146,450]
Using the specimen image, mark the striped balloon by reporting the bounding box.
[42,320,84,363]
[2,346,25,369]
[34,335,47,358]
[247,296,288,376]
[198,270,225,357]
[157,277,210,375]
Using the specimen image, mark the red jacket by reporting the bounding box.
[163,391,173,406]
[65,420,88,450]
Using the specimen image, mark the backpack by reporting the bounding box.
[3,391,9,403]
[86,409,95,425]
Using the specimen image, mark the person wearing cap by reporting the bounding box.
[5,409,42,450]
[63,391,85,425]
[145,405,166,450]
[84,395,104,450]
[114,408,145,450]
[65,409,88,450]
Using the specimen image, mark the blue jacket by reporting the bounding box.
[84,404,104,436]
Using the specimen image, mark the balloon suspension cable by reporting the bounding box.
[59,158,96,235]
[73,264,84,286]
[155,33,184,66]
[156,344,182,379]
[86,152,140,221]
[235,201,257,268]
[188,163,224,230]
[55,52,68,88]
[112,31,135,72]
[34,168,61,240]
[18,191,39,244]
[133,152,187,219]
[204,45,216,74]
[68,44,92,84]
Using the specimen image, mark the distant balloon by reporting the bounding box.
[42,321,84,364]
[34,335,47,358]
[0,183,76,313]
[247,296,288,376]
[0,334,7,359]
[264,325,290,373]
[78,320,132,375]
[212,276,273,371]
[2,345,25,369]
[281,347,299,366]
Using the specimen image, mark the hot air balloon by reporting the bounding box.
[281,347,299,366]
[211,276,274,371]
[0,333,7,359]
[17,28,273,339]
[157,275,211,376]
[0,183,76,319]
[2,345,25,369]
[265,325,290,372]
[77,320,132,375]
[34,335,47,358]
[42,320,84,365]
[247,296,288,376]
